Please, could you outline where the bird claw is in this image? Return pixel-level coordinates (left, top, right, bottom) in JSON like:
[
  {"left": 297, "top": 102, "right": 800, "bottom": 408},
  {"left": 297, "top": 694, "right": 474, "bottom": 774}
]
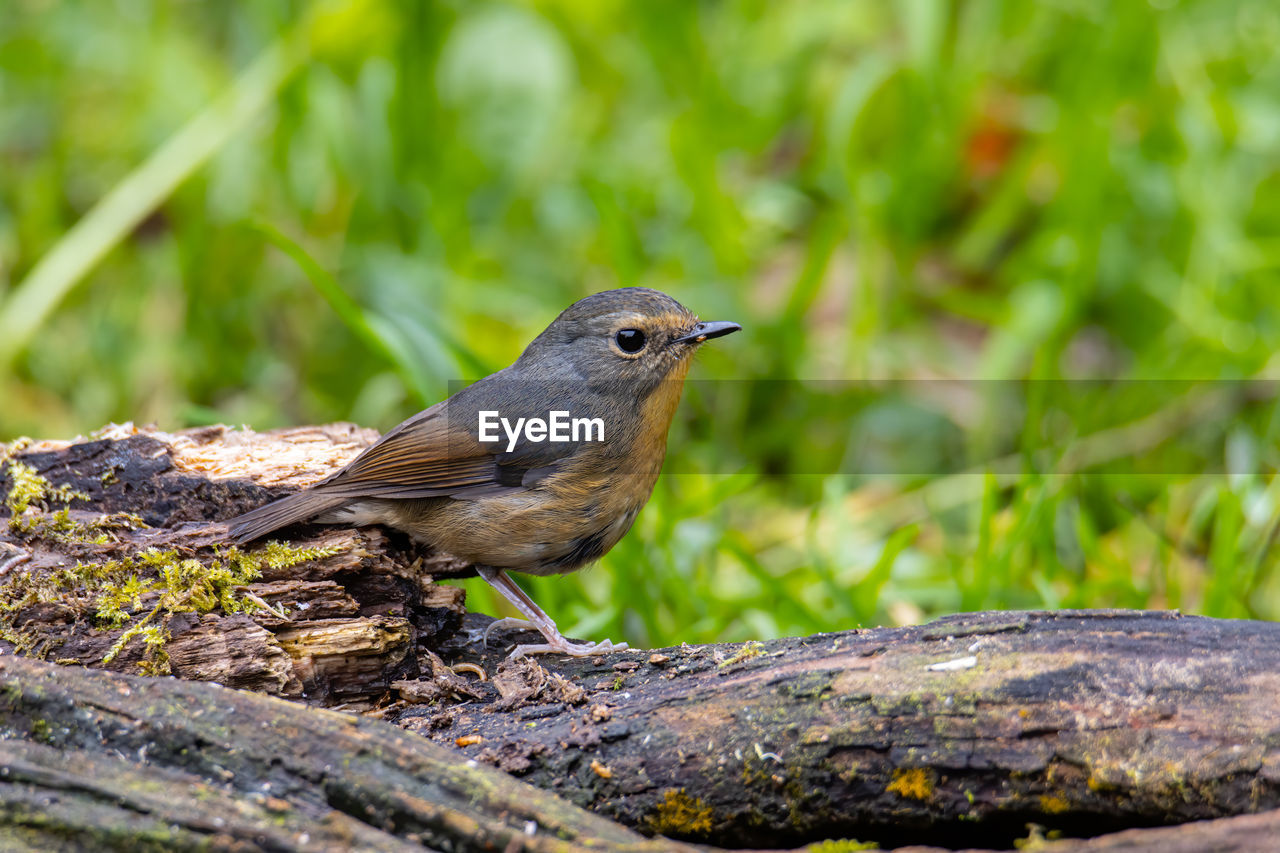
[
  {"left": 474, "top": 567, "right": 629, "bottom": 660},
  {"left": 478, "top": 618, "right": 627, "bottom": 658},
  {"left": 508, "top": 638, "right": 629, "bottom": 660}
]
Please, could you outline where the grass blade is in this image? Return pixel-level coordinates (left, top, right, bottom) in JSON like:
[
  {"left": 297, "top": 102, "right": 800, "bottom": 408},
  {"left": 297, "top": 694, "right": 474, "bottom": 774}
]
[{"left": 0, "top": 23, "right": 310, "bottom": 370}]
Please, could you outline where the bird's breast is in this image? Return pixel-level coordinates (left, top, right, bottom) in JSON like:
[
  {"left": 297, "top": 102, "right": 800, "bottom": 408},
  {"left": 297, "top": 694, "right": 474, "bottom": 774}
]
[{"left": 386, "top": 455, "right": 661, "bottom": 576}]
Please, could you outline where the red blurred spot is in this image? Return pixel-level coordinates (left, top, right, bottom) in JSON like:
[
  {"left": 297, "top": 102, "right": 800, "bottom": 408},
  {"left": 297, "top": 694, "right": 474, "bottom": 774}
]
[{"left": 965, "top": 115, "right": 1018, "bottom": 180}]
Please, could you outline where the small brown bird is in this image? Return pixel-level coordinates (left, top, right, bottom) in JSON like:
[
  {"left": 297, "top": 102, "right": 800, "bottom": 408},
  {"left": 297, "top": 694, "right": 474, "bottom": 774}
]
[{"left": 228, "top": 288, "right": 740, "bottom": 657}]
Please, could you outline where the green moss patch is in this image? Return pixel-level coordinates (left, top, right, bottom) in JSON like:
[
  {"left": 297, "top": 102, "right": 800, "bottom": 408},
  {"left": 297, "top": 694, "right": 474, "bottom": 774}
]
[
  {"left": 2, "top": 461, "right": 344, "bottom": 673},
  {"left": 645, "top": 788, "right": 714, "bottom": 837}
]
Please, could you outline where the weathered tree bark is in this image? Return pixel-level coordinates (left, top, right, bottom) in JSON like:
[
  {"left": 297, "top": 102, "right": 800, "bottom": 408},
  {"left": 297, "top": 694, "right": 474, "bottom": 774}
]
[
  {"left": 410, "top": 609, "right": 1280, "bottom": 849},
  {"left": 4, "top": 425, "right": 1280, "bottom": 851},
  {"left": 900, "top": 810, "right": 1280, "bottom": 853},
  {"left": 3, "top": 646, "right": 1280, "bottom": 853},
  {"left": 0, "top": 652, "right": 697, "bottom": 853},
  {"left": 0, "top": 424, "right": 471, "bottom": 704}
]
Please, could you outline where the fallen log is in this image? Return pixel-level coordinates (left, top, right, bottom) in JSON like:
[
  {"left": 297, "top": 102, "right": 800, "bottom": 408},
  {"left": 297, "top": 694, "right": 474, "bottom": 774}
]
[
  {"left": 0, "top": 652, "right": 695, "bottom": 853},
  {"left": 4, "top": 425, "right": 1280, "bottom": 850},
  {"left": 411, "top": 609, "right": 1280, "bottom": 849},
  {"left": 4, "top": 617, "right": 1280, "bottom": 852}
]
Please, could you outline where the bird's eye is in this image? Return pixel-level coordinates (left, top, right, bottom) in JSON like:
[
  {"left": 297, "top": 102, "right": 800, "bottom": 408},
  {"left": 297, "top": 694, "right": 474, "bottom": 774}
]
[{"left": 615, "top": 329, "right": 646, "bottom": 353}]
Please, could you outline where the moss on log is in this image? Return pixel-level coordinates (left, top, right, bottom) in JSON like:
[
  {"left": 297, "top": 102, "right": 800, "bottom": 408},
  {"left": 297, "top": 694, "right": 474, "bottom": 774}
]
[{"left": 0, "top": 424, "right": 468, "bottom": 703}]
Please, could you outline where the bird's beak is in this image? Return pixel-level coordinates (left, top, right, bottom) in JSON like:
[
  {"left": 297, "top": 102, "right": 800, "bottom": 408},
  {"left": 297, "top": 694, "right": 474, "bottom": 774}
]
[{"left": 674, "top": 320, "right": 742, "bottom": 345}]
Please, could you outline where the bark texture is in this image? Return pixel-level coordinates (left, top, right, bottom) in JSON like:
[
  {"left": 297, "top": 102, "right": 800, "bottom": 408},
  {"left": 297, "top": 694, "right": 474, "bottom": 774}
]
[
  {"left": 410, "top": 609, "right": 1280, "bottom": 849},
  {"left": 1, "top": 424, "right": 470, "bottom": 704},
  {"left": 0, "top": 652, "right": 694, "bottom": 853}
]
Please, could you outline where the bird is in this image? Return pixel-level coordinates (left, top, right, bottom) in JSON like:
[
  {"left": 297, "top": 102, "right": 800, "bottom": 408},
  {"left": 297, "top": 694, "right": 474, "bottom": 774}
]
[{"left": 227, "top": 287, "right": 740, "bottom": 657}]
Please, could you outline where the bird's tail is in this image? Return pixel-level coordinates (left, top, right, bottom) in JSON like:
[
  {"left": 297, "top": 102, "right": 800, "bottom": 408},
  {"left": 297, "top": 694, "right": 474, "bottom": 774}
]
[{"left": 227, "top": 490, "right": 348, "bottom": 544}]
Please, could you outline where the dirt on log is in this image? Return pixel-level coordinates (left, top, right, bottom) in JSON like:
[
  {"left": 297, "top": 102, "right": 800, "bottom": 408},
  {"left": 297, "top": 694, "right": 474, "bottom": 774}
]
[{"left": 3, "top": 424, "right": 1280, "bottom": 851}]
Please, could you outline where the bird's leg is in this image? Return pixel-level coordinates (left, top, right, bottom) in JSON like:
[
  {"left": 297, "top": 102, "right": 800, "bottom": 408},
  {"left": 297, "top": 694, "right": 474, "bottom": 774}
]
[{"left": 476, "top": 566, "right": 628, "bottom": 659}]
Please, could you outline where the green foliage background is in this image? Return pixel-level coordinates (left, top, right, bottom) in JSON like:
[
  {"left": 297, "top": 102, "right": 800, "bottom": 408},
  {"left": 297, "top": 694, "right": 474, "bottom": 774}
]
[{"left": 3, "top": 0, "right": 1280, "bottom": 645}]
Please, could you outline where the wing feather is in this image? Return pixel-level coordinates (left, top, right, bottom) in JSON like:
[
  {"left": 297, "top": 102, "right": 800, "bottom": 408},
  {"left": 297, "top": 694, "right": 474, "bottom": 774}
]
[
  {"left": 314, "top": 402, "right": 509, "bottom": 499},
  {"left": 312, "top": 383, "right": 594, "bottom": 501},
  {"left": 229, "top": 373, "right": 606, "bottom": 541}
]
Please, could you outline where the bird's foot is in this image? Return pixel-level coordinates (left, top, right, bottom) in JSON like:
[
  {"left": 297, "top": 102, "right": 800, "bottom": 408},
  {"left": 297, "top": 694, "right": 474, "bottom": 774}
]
[
  {"left": 481, "top": 617, "right": 627, "bottom": 659},
  {"left": 474, "top": 566, "right": 629, "bottom": 659},
  {"left": 509, "top": 637, "right": 629, "bottom": 660}
]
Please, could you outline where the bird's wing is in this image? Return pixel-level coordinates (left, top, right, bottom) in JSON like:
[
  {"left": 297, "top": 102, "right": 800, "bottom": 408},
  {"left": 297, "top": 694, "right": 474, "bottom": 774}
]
[{"left": 313, "top": 394, "right": 588, "bottom": 501}]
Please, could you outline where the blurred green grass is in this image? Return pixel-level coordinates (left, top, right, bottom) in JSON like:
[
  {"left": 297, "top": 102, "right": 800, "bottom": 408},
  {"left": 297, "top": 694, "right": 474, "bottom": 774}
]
[{"left": 3, "top": 0, "right": 1280, "bottom": 646}]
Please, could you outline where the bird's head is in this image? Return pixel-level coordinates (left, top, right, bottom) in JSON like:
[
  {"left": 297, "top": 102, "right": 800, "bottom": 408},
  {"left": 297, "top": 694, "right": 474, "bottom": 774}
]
[{"left": 518, "top": 288, "right": 740, "bottom": 393}]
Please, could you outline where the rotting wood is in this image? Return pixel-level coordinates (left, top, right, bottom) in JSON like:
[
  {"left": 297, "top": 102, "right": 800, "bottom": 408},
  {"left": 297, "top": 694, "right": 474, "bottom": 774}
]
[
  {"left": 0, "top": 653, "right": 697, "bottom": 853},
  {"left": 0, "top": 423, "right": 470, "bottom": 704},
  {"left": 165, "top": 612, "right": 301, "bottom": 694}
]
